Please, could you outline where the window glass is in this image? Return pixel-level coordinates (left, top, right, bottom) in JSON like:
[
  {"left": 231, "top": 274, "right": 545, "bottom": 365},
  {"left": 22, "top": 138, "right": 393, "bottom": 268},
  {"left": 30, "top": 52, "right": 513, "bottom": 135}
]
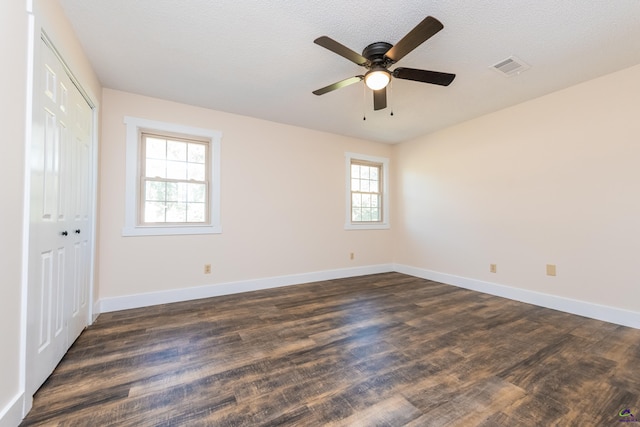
[{"left": 141, "top": 133, "right": 209, "bottom": 225}]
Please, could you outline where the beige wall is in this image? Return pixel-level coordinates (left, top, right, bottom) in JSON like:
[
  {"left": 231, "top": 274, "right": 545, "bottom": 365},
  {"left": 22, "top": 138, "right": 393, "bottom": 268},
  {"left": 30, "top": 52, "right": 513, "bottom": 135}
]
[
  {"left": 393, "top": 63, "right": 640, "bottom": 312},
  {"left": 0, "top": 1, "right": 29, "bottom": 418},
  {"left": 98, "top": 89, "right": 393, "bottom": 300}
]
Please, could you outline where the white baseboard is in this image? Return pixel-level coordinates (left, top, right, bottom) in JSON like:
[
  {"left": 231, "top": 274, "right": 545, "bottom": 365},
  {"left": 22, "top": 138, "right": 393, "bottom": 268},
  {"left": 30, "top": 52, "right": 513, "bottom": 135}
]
[
  {"left": 99, "top": 264, "right": 394, "bottom": 313},
  {"left": 394, "top": 264, "right": 640, "bottom": 329},
  {"left": 0, "top": 392, "right": 24, "bottom": 427},
  {"left": 97, "top": 262, "right": 639, "bottom": 329}
]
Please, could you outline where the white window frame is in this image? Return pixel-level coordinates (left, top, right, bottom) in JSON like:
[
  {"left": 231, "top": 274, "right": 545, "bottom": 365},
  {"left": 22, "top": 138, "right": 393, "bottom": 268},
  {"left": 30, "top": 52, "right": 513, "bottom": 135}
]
[
  {"left": 345, "top": 152, "right": 390, "bottom": 230},
  {"left": 122, "top": 116, "right": 222, "bottom": 236}
]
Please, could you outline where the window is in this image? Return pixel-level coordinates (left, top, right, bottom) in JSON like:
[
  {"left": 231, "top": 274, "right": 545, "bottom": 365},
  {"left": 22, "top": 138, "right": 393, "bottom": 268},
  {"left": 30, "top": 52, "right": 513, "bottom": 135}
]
[
  {"left": 123, "top": 117, "right": 221, "bottom": 236},
  {"left": 141, "top": 133, "right": 208, "bottom": 224},
  {"left": 351, "top": 161, "right": 382, "bottom": 222},
  {"left": 345, "top": 153, "right": 389, "bottom": 230}
]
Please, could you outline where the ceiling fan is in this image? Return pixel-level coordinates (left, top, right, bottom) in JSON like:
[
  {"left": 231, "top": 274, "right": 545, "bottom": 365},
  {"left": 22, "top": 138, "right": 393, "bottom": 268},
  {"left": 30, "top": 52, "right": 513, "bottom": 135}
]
[{"left": 312, "top": 16, "right": 455, "bottom": 111}]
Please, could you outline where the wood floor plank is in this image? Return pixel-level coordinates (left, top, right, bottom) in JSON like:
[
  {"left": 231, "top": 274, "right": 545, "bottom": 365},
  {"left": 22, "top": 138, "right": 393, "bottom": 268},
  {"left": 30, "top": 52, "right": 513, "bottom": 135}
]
[
  {"left": 405, "top": 376, "right": 527, "bottom": 427},
  {"left": 329, "top": 394, "right": 422, "bottom": 427},
  {"left": 20, "top": 272, "right": 640, "bottom": 426}
]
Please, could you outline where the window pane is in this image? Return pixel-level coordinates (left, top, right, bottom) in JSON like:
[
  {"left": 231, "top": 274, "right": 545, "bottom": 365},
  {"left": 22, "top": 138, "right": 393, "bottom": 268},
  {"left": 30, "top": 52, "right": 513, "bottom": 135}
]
[
  {"left": 166, "top": 182, "right": 177, "bottom": 202},
  {"left": 146, "top": 137, "right": 166, "bottom": 160},
  {"left": 362, "top": 194, "right": 371, "bottom": 207},
  {"left": 362, "top": 208, "right": 371, "bottom": 221},
  {"left": 166, "top": 160, "right": 187, "bottom": 180},
  {"left": 166, "top": 202, "right": 186, "bottom": 222},
  {"left": 188, "top": 163, "right": 205, "bottom": 181},
  {"left": 351, "top": 178, "right": 360, "bottom": 191},
  {"left": 167, "top": 140, "right": 186, "bottom": 161},
  {"left": 188, "top": 183, "right": 206, "bottom": 203},
  {"left": 371, "top": 195, "right": 379, "bottom": 207},
  {"left": 188, "top": 143, "right": 206, "bottom": 163},
  {"left": 187, "top": 203, "right": 205, "bottom": 222},
  {"left": 352, "top": 193, "right": 361, "bottom": 207},
  {"left": 352, "top": 208, "right": 361, "bottom": 222},
  {"left": 370, "top": 180, "right": 379, "bottom": 193},
  {"left": 371, "top": 208, "right": 380, "bottom": 221},
  {"left": 165, "top": 182, "right": 187, "bottom": 202},
  {"left": 361, "top": 180, "right": 370, "bottom": 192},
  {"left": 145, "top": 181, "right": 166, "bottom": 201},
  {"left": 178, "top": 182, "right": 188, "bottom": 202},
  {"left": 146, "top": 159, "right": 166, "bottom": 178},
  {"left": 144, "top": 202, "right": 166, "bottom": 222},
  {"left": 351, "top": 164, "right": 360, "bottom": 179},
  {"left": 370, "top": 166, "right": 378, "bottom": 180},
  {"left": 361, "top": 167, "right": 370, "bottom": 179}
]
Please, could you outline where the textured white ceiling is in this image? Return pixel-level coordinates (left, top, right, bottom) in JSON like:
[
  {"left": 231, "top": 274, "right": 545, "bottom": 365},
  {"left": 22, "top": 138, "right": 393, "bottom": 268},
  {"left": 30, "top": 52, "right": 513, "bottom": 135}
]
[{"left": 58, "top": 0, "right": 640, "bottom": 144}]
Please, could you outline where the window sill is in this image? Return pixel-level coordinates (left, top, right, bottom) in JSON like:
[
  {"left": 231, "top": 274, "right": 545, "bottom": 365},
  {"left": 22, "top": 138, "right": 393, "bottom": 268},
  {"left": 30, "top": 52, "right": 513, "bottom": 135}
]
[
  {"left": 122, "top": 224, "right": 222, "bottom": 237},
  {"left": 344, "top": 222, "right": 390, "bottom": 231}
]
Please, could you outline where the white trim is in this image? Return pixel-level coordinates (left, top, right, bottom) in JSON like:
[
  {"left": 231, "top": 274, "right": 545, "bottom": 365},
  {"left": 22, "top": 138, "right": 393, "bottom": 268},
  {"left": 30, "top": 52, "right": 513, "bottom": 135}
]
[
  {"left": 11, "top": 260, "right": 637, "bottom": 422},
  {"left": 122, "top": 116, "right": 222, "bottom": 236},
  {"left": 99, "top": 264, "right": 394, "bottom": 313},
  {"left": 0, "top": 392, "right": 24, "bottom": 427},
  {"left": 95, "top": 262, "right": 639, "bottom": 329},
  {"left": 18, "top": 1, "right": 36, "bottom": 423},
  {"left": 87, "top": 103, "right": 99, "bottom": 325},
  {"left": 394, "top": 264, "right": 640, "bottom": 329},
  {"left": 344, "top": 152, "right": 390, "bottom": 230}
]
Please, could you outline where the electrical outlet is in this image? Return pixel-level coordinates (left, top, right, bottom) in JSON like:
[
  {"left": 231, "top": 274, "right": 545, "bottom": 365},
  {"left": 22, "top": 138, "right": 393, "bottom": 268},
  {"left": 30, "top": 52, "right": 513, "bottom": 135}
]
[
  {"left": 546, "top": 264, "right": 556, "bottom": 276},
  {"left": 490, "top": 264, "right": 497, "bottom": 273},
  {"left": 350, "top": 252, "right": 355, "bottom": 260},
  {"left": 204, "top": 264, "right": 212, "bottom": 274}
]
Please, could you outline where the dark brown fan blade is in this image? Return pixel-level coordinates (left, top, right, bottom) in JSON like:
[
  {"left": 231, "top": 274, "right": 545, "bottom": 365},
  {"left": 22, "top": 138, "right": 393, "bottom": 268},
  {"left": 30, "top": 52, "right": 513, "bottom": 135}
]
[
  {"left": 373, "top": 87, "right": 387, "bottom": 110},
  {"left": 393, "top": 67, "right": 455, "bottom": 86},
  {"left": 312, "top": 76, "right": 363, "bottom": 95},
  {"left": 385, "top": 16, "right": 444, "bottom": 63},
  {"left": 314, "top": 36, "right": 368, "bottom": 66}
]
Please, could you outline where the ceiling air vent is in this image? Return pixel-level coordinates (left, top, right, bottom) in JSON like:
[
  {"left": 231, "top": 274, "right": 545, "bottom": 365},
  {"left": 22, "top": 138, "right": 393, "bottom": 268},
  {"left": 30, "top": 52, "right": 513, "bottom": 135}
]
[{"left": 491, "top": 56, "right": 530, "bottom": 77}]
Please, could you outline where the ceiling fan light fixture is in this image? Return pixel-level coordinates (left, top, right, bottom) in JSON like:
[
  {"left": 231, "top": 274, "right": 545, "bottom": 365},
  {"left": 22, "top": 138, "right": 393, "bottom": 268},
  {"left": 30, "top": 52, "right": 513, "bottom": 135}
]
[
  {"left": 312, "top": 16, "right": 455, "bottom": 110},
  {"left": 364, "top": 68, "right": 391, "bottom": 90}
]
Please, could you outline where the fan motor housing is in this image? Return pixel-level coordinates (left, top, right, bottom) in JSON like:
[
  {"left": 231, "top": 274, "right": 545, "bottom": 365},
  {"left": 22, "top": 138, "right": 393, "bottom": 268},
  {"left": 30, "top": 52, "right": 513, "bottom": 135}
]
[{"left": 362, "top": 42, "right": 393, "bottom": 66}]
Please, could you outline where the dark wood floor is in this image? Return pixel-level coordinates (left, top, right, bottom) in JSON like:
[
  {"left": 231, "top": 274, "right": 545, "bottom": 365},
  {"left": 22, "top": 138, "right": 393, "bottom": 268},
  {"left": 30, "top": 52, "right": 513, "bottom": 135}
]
[{"left": 21, "top": 272, "right": 640, "bottom": 426}]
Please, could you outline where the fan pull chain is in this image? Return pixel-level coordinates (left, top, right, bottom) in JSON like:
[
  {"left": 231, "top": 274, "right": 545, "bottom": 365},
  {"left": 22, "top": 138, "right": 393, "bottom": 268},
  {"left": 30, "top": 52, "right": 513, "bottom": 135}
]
[
  {"left": 362, "top": 84, "right": 367, "bottom": 120},
  {"left": 389, "top": 80, "right": 394, "bottom": 116}
]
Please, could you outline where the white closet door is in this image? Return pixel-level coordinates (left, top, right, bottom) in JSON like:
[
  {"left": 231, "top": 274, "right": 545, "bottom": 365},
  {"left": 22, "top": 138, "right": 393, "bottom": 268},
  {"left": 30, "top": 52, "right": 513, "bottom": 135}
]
[{"left": 26, "top": 38, "right": 93, "bottom": 396}]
